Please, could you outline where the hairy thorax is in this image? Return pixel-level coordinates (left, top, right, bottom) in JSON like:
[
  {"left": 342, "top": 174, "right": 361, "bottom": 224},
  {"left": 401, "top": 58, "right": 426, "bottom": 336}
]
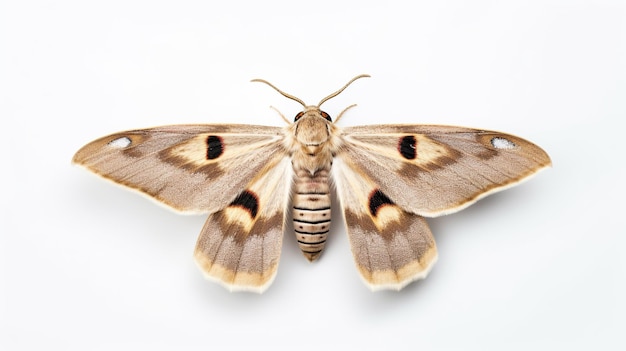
[{"left": 288, "top": 112, "right": 337, "bottom": 173}]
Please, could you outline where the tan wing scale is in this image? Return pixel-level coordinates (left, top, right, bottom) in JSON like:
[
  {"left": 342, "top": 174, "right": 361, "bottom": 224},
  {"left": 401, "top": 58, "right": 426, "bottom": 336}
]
[
  {"left": 73, "top": 124, "right": 286, "bottom": 214},
  {"left": 194, "top": 156, "right": 293, "bottom": 292},
  {"left": 340, "top": 124, "right": 551, "bottom": 217},
  {"left": 332, "top": 158, "right": 438, "bottom": 290}
]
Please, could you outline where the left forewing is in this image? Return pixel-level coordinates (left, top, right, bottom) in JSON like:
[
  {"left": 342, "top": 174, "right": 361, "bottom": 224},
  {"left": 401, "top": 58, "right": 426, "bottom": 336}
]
[
  {"left": 339, "top": 124, "right": 551, "bottom": 217},
  {"left": 73, "top": 124, "right": 285, "bottom": 214}
]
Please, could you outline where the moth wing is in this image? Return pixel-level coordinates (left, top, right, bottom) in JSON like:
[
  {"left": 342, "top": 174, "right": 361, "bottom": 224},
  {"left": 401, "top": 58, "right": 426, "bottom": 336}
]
[
  {"left": 332, "top": 158, "right": 438, "bottom": 290},
  {"left": 340, "top": 124, "right": 551, "bottom": 217},
  {"left": 73, "top": 124, "right": 286, "bottom": 214},
  {"left": 194, "top": 156, "right": 293, "bottom": 293}
]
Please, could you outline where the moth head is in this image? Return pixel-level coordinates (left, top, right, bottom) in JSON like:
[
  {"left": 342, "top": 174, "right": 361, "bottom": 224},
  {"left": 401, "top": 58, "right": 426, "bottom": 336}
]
[{"left": 292, "top": 106, "right": 334, "bottom": 146}]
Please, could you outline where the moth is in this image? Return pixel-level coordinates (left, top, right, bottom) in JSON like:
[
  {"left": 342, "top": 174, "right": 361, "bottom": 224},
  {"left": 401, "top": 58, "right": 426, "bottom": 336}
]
[{"left": 73, "top": 75, "right": 551, "bottom": 293}]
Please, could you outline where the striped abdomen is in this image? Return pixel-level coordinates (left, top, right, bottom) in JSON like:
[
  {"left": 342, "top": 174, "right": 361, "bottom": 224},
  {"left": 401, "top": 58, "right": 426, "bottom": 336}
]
[{"left": 292, "top": 169, "right": 331, "bottom": 261}]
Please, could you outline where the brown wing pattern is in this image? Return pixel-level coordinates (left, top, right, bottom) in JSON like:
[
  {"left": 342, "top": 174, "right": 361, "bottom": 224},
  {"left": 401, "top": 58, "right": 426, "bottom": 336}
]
[
  {"left": 340, "top": 124, "right": 551, "bottom": 217},
  {"left": 194, "top": 157, "right": 293, "bottom": 292},
  {"left": 73, "top": 124, "right": 286, "bottom": 214},
  {"left": 332, "top": 158, "right": 438, "bottom": 290}
]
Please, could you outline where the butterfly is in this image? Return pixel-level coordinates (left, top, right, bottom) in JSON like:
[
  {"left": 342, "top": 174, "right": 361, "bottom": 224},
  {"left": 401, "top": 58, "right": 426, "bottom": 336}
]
[{"left": 73, "top": 74, "right": 551, "bottom": 293}]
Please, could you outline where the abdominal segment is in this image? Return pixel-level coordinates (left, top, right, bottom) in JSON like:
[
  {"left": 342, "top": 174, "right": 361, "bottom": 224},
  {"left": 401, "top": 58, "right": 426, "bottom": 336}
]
[{"left": 292, "top": 169, "right": 331, "bottom": 261}]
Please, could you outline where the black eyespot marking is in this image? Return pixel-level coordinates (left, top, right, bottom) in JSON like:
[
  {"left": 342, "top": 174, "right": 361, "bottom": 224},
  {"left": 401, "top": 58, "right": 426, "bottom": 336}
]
[
  {"left": 294, "top": 111, "right": 305, "bottom": 122},
  {"left": 229, "top": 190, "right": 259, "bottom": 218},
  {"left": 206, "top": 135, "right": 224, "bottom": 159},
  {"left": 399, "top": 135, "right": 417, "bottom": 160},
  {"left": 369, "top": 189, "right": 394, "bottom": 217},
  {"left": 320, "top": 111, "right": 332, "bottom": 122}
]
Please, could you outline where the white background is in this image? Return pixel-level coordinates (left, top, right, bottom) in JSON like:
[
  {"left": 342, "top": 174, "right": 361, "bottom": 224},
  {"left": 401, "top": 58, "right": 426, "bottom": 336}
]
[{"left": 1, "top": 1, "right": 624, "bottom": 350}]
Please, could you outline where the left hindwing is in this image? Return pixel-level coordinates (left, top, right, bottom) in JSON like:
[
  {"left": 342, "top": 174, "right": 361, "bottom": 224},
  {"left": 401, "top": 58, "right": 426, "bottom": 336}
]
[
  {"left": 338, "top": 124, "right": 552, "bottom": 217},
  {"left": 194, "top": 156, "right": 293, "bottom": 293}
]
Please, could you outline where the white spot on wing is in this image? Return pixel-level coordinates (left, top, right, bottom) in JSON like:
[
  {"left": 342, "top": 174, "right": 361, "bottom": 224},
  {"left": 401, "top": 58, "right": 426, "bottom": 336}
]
[
  {"left": 491, "top": 137, "right": 516, "bottom": 149},
  {"left": 108, "top": 136, "right": 132, "bottom": 148}
]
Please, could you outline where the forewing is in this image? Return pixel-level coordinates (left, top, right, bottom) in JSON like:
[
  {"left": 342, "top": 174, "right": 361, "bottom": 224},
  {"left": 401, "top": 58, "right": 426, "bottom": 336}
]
[
  {"left": 194, "top": 156, "right": 293, "bottom": 292},
  {"left": 340, "top": 124, "right": 551, "bottom": 217},
  {"left": 73, "top": 124, "right": 286, "bottom": 214},
  {"left": 332, "top": 158, "right": 438, "bottom": 290}
]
